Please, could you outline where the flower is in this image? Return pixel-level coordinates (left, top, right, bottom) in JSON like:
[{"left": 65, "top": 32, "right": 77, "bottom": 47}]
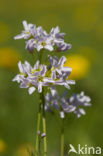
[
  {"left": 49, "top": 26, "right": 65, "bottom": 44},
  {"left": 48, "top": 55, "right": 72, "bottom": 75},
  {"left": 45, "top": 87, "right": 76, "bottom": 118},
  {"left": 26, "top": 39, "right": 36, "bottom": 53},
  {"left": 35, "top": 36, "right": 54, "bottom": 52},
  {"left": 56, "top": 42, "right": 72, "bottom": 52},
  {"left": 14, "top": 21, "right": 72, "bottom": 53},
  {"left": 69, "top": 91, "right": 91, "bottom": 118},
  {"left": 48, "top": 55, "right": 75, "bottom": 89},
  {"left": 13, "top": 60, "right": 48, "bottom": 93},
  {"left": 13, "top": 56, "right": 75, "bottom": 94},
  {"left": 45, "top": 88, "right": 91, "bottom": 118},
  {"left": 14, "top": 20, "right": 36, "bottom": 40}
]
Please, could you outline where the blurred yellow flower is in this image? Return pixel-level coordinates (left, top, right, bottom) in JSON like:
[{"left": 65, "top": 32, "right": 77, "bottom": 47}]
[
  {"left": 16, "top": 144, "right": 34, "bottom": 156},
  {"left": 0, "top": 47, "right": 22, "bottom": 69},
  {"left": 0, "top": 22, "right": 10, "bottom": 43},
  {"left": 0, "top": 139, "right": 6, "bottom": 153},
  {"left": 64, "top": 55, "right": 90, "bottom": 80}
]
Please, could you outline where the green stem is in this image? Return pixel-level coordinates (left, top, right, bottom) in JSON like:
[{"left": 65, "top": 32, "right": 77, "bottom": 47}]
[
  {"left": 35, "top": 95, "right": 42, "bottom": 156},
  {"left": 42, "top": 117, "right": 47, "bottom": 156},
  {"left": 61, "top": 118, "right": 64, "bottom": 156},
  {"left": 42, "top": 89, "right": 47, "bottom": 156},
  {"left": 35, "top": 49, "right": 44, "bottom": 156}
]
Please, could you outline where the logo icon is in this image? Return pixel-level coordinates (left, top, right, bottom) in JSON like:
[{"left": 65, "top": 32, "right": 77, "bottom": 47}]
[
  {"left": 68, "top": 144, "right": 77, "bottom": 154},
  {"left": 68, "top": 144, "right": 102, "bottom": 155}
]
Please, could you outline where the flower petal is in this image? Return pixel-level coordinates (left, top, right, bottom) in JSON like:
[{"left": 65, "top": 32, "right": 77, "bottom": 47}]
[
  {"left": 45, "top": 45, "right": 53, "bottom": 51},
  {"left": 28, "top": 87, "right": 36, "bottom": 94},
  {"left": 18, "top": 61, "right": 24, "bottom": 73},
  {"left": 38, "top": 82, "right": 42, "bottom": 93}
]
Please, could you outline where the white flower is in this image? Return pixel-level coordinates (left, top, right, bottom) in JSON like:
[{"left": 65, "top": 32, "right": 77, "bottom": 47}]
[
  {"left": 35, "top": 36, "right": 54, "bottom": 52},
  {"left": 12, "top": 61, "right": 32, "bottom": 82},
  {"left": 56, "top": 42, "right": 72, "bottom": 52},
  {"left": 48, "top": 55, "right": 72, "bottom": 77},
  {"left": 48, "top": 55, "right": 75, "bottom": 89},
  {"left": 45, "top": 89, "right": 91, "bottom": 118},
  {"left": 50, "top": 26, "right": 65, "bottom": 44},
  {"left": 13, "top": 60, "right": 55, "bottom": 94},
  {"left": 14, "top": 21, "right": 72, "bottom": 52},
  {"left": 14, "top": 20, "right": 36, "bottom": 40}
]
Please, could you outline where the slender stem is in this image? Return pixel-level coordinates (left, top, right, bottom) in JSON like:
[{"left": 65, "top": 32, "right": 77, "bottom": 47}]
[
  {"left": 35, "top": 96, "right": 42, "bottom": 156},
  {"left": 35, "top": 49, "right": 43, "bottom": 156},
  {"left": 42, "top": 89, "right": 47, "bottom": 156},
  {"left": 35, "top": 50, "right": 47, "bottom": 156},
  {"left": 61, "top": 118, "right": 64, "bottom": 156},
  {"left": 42, "top": 117, "right": 47, "bottom": 156}
]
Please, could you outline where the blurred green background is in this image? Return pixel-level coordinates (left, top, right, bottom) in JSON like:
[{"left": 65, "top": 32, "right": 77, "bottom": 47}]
[{"left": 0, "top": 0, "right": 103, "bottom": 155}]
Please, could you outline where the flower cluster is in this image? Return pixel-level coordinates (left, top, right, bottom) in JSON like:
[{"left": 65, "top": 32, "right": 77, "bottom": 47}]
[
  {"left": 45, "top": 87, "right": 91, "bottom": 118},
  {"left": 13, "top": 21, "right": 91, "bottom": 120},
  {"left": 14, "top": 21, "right": 72, "bottom": 53},
  {"left": 13, "top": 56, "right": 75, "bottom": 94},
  {"left": 13, "top": 21, "right": 92, "bottom": 156}
]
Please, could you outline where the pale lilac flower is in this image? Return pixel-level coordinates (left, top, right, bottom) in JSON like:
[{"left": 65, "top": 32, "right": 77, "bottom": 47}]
[
  {"left": 56, "top": 42, "right": 72, "bottom": 52},
  {"left": 14, "top": 21, "right": 72, "bottom": 53},
  {"left": 48, "top": 55, "right": 72, "bottom": 76},
  {"left": 13, "top": 60, "right": 48, "bottom": 94},
  {"left": 26, "top": 35, "right": 54, "bottom": 52},
  {"left": 69, "top": 91, "right": 91, "bottom": 118},
  {"left": 27, "top": 62, "right": 48, "bottom": 93},
  {"left": 45, "top": 87, "right": 60, "bottom": 111},
  {"left": 49, "top": 26, "right": 72, "bottom": 51},
  {"left": 13, "top": 57, "right": 75, "bottom": 93},
  {"left": 26, "top": 39, "right": 36, "bottom": 53},
  {"left": 35, "top": 36, "right": 54, "bottom": 52},
  {"left": 45, "top": 88, "right": 91, "bottom": 118},
  {"left": 50, "top": 26, "right": 65, "bottom": 43},
  {"left": 45, "top": 87, "right": 75, "bottom": 118},
  {"left": 13, "top": 60, "right": 67, "bottom": 94},
  {"left": 48, "top": 55, "right": 75, "bottom": 89},
  {"left": 12, "top": 61, "right": 32, "bottom": 81},
  {"left": 41, "top": 133, "right": 46, "bottom": 138},
  {"left": 14, "top": 20, "right": 36, "bottom": 40},
  {"left": 12, "top": 61, "right": 36, "bottom": 94}
]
